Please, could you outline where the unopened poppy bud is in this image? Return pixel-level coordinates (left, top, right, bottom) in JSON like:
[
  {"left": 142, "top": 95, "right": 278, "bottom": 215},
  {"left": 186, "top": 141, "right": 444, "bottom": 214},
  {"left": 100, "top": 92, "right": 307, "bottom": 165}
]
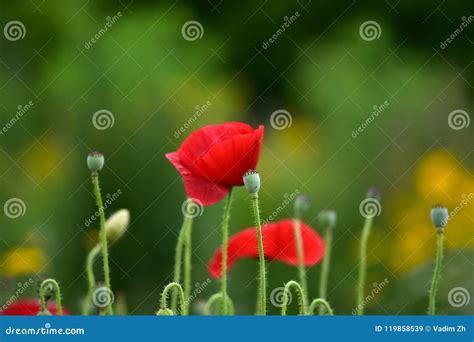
[
  {"left": 243, "top": 170, "right": 260, "bottom": 194},
  {"left": 37, "top": 310, "right": 52, "bottom": 316},
  {"left": 156, "top": 308, "right": 174, "bottom": 316},
  {"left": 87, "top": 151, "right": 104, "bottom": 172},
  {"left": 366, "top": 186, "right": 381, "bottom": 201},
  {"left": 431, "top": 205, "right": 448, "bottom": 229},
  {"left": 294, "top": 195, "right": 310, "bottom": 216},
  {"left": 318, "top": 209, "right": 337, "bottom": 229},
  {"left": 106, "top": 209, "right": 130, "bottom": 244}
]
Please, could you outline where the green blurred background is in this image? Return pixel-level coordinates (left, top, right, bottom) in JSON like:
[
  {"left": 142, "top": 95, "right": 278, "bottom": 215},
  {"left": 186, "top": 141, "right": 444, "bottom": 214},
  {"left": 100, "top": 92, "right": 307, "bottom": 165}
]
[{"left": 0, "top": 1, "right": 472, "bottom": 315}]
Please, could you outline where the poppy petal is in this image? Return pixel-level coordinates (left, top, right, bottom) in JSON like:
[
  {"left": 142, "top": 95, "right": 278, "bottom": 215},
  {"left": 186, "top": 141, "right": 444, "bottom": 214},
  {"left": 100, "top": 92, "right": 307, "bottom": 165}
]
[
  {"left": 208, "top": 219, "right": 325, "bottom": 278},
  {"left": 166, "top": 152, "right": 229, "bottom": 206}
]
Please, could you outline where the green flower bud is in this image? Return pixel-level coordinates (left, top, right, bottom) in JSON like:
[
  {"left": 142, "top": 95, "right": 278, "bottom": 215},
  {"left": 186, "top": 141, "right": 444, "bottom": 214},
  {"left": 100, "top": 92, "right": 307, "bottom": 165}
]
[
  {"left": 318, "top": 209, "right": 337, "bottom": 229},
  {"left": 366, "top": 186, "right": 381, "bottom": 201},
  {"left": 294, "top": 195, "right": 310, "bottom": 215},
  {"left": 87, "top": 151, "right": 104, "bottom": 172},
  {"left": 156, "top": 308, "right": 174, "bottom": 316},
  {"left": 37, "top": 310, "right": 52, "bottom": 316},
  {"left": 431, "top": 205, "right": 448, "bottom": 229},
  {"left": 243, "top": 170, "right": 260, "bottom": 194},
  {"left": 106, "top": 209, "right": 130, "bottom": 244}
]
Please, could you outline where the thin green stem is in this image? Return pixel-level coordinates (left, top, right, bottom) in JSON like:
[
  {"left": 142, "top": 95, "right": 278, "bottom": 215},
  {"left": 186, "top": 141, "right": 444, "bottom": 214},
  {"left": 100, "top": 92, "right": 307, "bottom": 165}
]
[
  {"left": 318, "top": 226, "right": 333, "bottom": 314},
  {"left": 39, "top": 279, "right": 62, "bottom": 315},
  {"left": 428, "top": 230, "right": 444, "bottom": 315},
  {"left": 160, "top": 282, "right": 187, "bottom": 315},
  {"left": 204, "top": 293, "right": 235, "bottom": 315},
  {"left": 251, "top": 193, "right": 266, "bottom": 315},
  {"left": 82, "top": 244, "right": 101, "bottom": 315},
  {"left": 308, "top": 298, "right": 334, "bottom": 315},
  {"left": 356, "top": 216, "right": 373, "bottom": 315},
  {"left": 91, "top": 172, "right": 113, "bottom": 315},
  {"left": 281, "top": 280, "right": 307, "bottom": 316},
  {"left": 221, "top": 188, "right": 234, "bottom": 315},
  {"left": 183, "top": 215, "right": 193, "bottom": 314},
  {"left": 293, "top": 218, "right": 308, "bottom": 304},
  {"left": 170, "top": 217, "right": 189, "bottom": 312}
]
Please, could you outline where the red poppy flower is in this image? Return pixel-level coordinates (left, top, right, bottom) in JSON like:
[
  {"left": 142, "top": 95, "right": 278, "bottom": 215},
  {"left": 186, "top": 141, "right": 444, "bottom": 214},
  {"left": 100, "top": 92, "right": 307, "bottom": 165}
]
[
  {"left": 208, "top": 219, "right": 325, "bottom": 278},
  {"left": 166, "top": 122, "right": 264, "bottom": 206},
  {"left": 1, "top": 299, "right": 68, "bottom": 315}
]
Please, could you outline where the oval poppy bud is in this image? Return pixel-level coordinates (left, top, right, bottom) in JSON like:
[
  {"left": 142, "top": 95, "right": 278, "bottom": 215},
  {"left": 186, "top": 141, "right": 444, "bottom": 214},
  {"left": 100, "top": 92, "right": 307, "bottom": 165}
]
[
  {"left": 243, "top": 170, "right": 260, "bottom": 194},
  {"left": 318, "top": 209, "right": 337, "bottom": 229},
  {"left": 106, "top": 209, "right": 130, "bottom": 244},
  {"left": 294, "top": 195, "right": 310, "bottom": 216},
  {"left": 87, "top": 151, "right": 104, "bottom": 172},
  {"left": 431, "top": 205, "right": 448, "bottom": 229},
  {"left": 156, "top": 308, "right": 174, "bottom": 316}
]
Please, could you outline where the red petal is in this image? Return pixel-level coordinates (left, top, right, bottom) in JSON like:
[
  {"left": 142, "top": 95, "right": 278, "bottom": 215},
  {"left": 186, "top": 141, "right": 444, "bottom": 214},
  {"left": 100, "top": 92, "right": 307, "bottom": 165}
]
[
  {"left": 178, "top": 122, "right": 255, "bottom": 167},
  {"left": 208, "top": 219, "right": 325, "bottom": 278},
  {"left": 166, "top": 152, "right": 229, "bottom": 206},
  {"left": 1, "top": 299, "right": 68, "bottom": 315},
  {"left": 191, "top": 125, "right": 264, "bottom": 185}
]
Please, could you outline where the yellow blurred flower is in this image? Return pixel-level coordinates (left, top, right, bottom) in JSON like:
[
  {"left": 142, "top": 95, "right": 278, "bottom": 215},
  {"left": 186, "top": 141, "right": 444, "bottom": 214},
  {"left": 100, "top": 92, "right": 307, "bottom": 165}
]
[
  {"left": 1, "top": 246, "right": 46, "bottom": 277},
  {"left": 384, "top": 149, "right": 474, "bottom": 273}
]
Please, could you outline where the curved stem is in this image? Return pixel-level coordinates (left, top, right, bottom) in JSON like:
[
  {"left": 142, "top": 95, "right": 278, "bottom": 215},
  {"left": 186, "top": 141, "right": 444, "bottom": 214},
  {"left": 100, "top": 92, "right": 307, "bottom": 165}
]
[
  {"left": 308, "top": 298, "right": 334, "bottom": 315},
  {"left": 293, "top": 218, "right": 308, "bottom": 304},
  {"left": 183, "top": 215, "right": 193, "bottom": 314},
  {"left": 318, "top": 226, "right": 333, "bottom": 314},
  {"left": 281, "top": 280, "right": 306, "bottom": 316},
  {"left": 204, "top": 293, "right": 235, "bottom": 315},
  {"left": 251, "top": 193, "right": 266, "bottom": 315},
  {"left": 39, "top": 279, "right": 62, "bottom": 315},
  {"left": 82, "top": 244, "right": 101, "bottom": 315},
  {"left": 428, "top": 230, "right": 444, "bottom": 315},
  {"left": 221, "top": 188, "right": 234, "bottom": 315},
  {"left": 356, "top": 216, "right": 373, "bottom": 315},
  {"left": 160, "top": 282, "right": 187, "bottom": 315},
  {"left": 170, "top": 217, "right": 189, "bottom": 312},
  {"left": 91, "top": 172, "right": 113, "bottom": 315}
]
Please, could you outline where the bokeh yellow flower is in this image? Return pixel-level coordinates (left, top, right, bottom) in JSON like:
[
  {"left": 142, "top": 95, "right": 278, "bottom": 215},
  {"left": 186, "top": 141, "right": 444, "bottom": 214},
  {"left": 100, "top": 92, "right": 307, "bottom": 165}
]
[
  {"left": 384, "top": 149, "right": 474, "bottom": 273},
  {"left": 1, "top": 246, "right": 46, "bottom": 277}
]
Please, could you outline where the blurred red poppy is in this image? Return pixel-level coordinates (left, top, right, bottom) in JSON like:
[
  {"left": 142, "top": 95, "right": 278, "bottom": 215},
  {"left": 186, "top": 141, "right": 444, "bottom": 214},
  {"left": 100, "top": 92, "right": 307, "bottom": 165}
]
[
  {"left": 166, "top": 122, "right": 264, "bottom": 206},
  {"left": 1, "top": 299, "right": 68, "bottom": 315},
  {"left": 208, "top": 219, "right": 325, "bottom": 278}
]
